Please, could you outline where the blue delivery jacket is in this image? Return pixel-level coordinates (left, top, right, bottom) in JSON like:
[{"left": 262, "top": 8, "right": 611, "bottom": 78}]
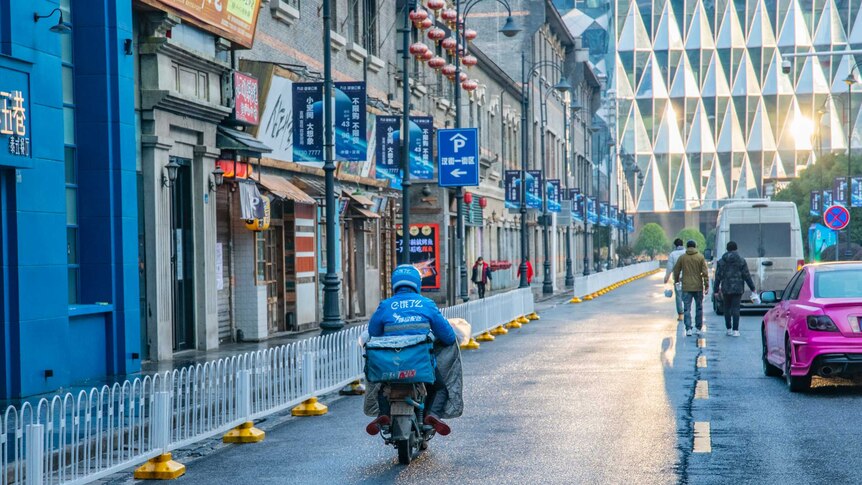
[{"left": 368, "top": 289, "right": 457, "bottom": 346}]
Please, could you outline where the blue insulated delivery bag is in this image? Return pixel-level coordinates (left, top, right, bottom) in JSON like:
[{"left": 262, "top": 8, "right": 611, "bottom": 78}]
[{"left": 364, "top": 334, "right": 435, "bottom": 383}]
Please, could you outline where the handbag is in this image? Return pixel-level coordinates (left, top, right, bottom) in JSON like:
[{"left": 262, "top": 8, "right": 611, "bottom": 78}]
[{"left": 364, "top": 334, "right": 435, "bottom": 383}]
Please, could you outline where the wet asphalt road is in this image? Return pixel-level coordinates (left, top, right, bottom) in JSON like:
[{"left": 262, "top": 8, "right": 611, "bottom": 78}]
[{"left": 132, "top": 273, "right": 862, "bottom": 484}]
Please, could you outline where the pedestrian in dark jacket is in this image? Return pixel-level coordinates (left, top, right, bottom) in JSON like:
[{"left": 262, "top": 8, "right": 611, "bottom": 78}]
[
  {"left": 714, "top": 241, "right": 755, "bottom": 337},
  {"left": 672, "top": 240, "right": 710, "bottom": 337},
  {"left": 471, "top": 257, "right": 492, "bottom": 298}
]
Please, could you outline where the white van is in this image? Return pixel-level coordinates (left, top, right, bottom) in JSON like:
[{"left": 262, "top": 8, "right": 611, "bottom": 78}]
[{"left": 709, "top": 201, "right": 804, "bottom": 313}]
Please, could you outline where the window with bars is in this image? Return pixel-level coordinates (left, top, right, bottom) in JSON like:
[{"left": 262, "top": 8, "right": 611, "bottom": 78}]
[
  {"left": 350, "top": 0, "right": 361, "bottom": 43},
  {"left": 61, "top": 0, "right": 79, "bottom": 304},
  {"left": 363, "top": 0, "right": 378, "bottom": 55}
]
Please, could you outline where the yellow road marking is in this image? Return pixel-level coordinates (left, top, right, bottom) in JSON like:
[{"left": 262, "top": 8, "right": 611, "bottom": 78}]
[
  {"left": 697, "top": 338, "right": 706, "bottom": 348},
  {"left": 693, "top": 422, "right": 712, "bottom": 453},
  {"left": 695, "top": 380, "right": 709, "bottom": 399},
  {"left": 697, "top": 355, "right": 707, "bottom": 368}
]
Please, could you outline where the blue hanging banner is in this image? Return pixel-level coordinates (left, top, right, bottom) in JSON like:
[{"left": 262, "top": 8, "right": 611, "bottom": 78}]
[
  {"left": 852, "top": 176, "right": 862, "bottom": 208},
  {"left": 333, "top": 81, "right": 366, "bottom": 161},
  {"left": 610, "top": 206, "right": 619, "bottom": 227},
  {"left": 627, "top": 215, "right": 635, "bottom": 233},
  {"left": 292, "top": 82, "right": 324, "bottom": 162},
  {"left": 587, "top": 197, "right": 598, "bottom": 224},
  {"left": 599, "top": 203, "right": 610, "bottom": 226},
  {"left": 374, "top": 116, "right": 402, "bottom": 189},
  {"left": 526, "top": 170, "right": 542, "bottom": 209},
  {"left": 547, "top": 179, "right": 561, "bottom": 212},
  {"left": 823, "top": 189, "right": 833, "bottom": 208},
  {"left": 410, "top": 116, "right": 435, "bottom": 180},
  {"left": 810, "top": 191, "right": 822, "bottom": 216},
  {"left": 573, "top": 193, "right": 584, "bottom": 221},
  {"left": 504, "top": 170, "right": 521, "bottom": 209}
]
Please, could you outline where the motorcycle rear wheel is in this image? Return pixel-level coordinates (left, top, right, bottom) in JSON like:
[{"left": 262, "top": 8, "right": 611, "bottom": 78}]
[{"left": 397, "top": 439, "right": 412, "bottom": 464}]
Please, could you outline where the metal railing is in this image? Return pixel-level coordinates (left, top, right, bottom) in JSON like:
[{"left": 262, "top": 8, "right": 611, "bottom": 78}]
[
  {"left": 440, "top": 287, "right": 534, "bottom": 337},
  {"left": 2, "top": 288, "right": 534, "bottom": 485}
]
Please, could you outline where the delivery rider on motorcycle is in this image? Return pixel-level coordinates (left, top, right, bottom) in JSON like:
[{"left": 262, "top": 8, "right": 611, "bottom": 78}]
[{"left": 365, "top": 264, "right": 457, "bottom": 436}]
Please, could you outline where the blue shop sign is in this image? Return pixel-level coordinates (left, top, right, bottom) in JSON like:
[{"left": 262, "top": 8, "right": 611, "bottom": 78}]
[{"left": 0, "top": 66, "right": 32, "bottom": 169}]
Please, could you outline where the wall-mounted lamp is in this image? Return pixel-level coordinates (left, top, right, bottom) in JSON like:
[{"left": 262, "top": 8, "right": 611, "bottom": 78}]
[
  {"left": 208, "top": 166, "right": 225, "bottom": 192},
  {"left": 34, "top": 8, "right": 72, "bottom": 34},
  {"left": 162, "top": 159, "right": 180, "bottom": 188}
]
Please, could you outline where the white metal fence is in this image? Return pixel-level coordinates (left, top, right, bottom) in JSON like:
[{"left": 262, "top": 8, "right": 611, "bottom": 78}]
[
  {"left": 440, "top": 287, "right": 534, "bottom": 337},
  {"left": 570, "top": 261, "right": 660, "bottom": 299},
  {"left": 2, "top": 288, "right": 534, "bottom": 485}
]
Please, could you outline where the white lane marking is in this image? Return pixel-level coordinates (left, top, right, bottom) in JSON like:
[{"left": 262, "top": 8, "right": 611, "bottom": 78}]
[
  {"left": 697, "top": 355, "right": 707, "bottom": 368},
  {"left": 693, "top": 421, "right": 712, "bottom": 453},
  {"left": 695, "top": 380, "right": 709, "bottom": 399}
]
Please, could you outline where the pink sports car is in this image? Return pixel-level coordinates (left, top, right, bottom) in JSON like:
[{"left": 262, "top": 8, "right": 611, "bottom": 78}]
[{"left": 761, "top": 262, "right": 862, "bottom": 392}]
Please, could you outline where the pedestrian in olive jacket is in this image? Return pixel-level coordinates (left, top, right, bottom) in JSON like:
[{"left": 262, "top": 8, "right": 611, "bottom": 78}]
[
  {"left": 714, "top": 241, "right": 755, "bottom": 337},
  {"left": 672, "top": 240, "right": 710, "bottom": 337}
]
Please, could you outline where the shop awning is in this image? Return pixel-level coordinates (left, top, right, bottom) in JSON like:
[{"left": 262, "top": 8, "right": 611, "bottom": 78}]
[
  {"left": 291, "top": 174, "right": 340, "bottom": 197},
  {"left": 217, "top": 126, "right": 273, "bottom": 157},
  {"left": 257, "top": 173, "right": 316, "bottom": 205},
  {"left": 344, "top": 190, "right": 374, "bottom": 207},
  {"left": 351, "top": 206, "right": 380, "bottom": 219}
]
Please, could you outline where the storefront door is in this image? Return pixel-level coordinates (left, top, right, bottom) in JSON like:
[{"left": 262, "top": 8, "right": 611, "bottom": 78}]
[
  {"left": 266, "top": 222, "right": 286, "bottom": 333},
  {"left": 170, "top": 157, "right": 195, "bottom": 351}
]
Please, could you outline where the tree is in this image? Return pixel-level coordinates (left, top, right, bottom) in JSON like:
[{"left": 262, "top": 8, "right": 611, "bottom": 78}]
[
  {"left": 675, "top": 227, "right": 706, "bottom": 251},
  {"left": 634, "top": 223, "right": 671, "bottom": 259},
  {"left": 773, "top": 153, "right": 862, "bottom": 260}
]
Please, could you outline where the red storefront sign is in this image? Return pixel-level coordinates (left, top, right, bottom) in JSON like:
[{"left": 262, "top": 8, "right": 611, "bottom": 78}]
[{"left": 233, "top": 72, "right": 259, "bottom": 126}]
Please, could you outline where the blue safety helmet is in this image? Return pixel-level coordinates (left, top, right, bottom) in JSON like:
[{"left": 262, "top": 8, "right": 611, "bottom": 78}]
[{"left": 392, "top": 264, "right": 422, "bottom": 293}]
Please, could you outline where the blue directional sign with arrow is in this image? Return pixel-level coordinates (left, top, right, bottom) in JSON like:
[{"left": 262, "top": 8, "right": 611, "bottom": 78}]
[{"left": 437, "top": 128, "right": 479, "bottom": 187}]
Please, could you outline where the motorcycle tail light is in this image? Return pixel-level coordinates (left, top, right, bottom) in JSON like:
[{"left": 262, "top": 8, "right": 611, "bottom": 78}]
[
  {"left": 797, "top": 259, "right": 805, "bottom": 271},
  {"left": 807, "top": 315, "right": 839, "bottom": 332}
]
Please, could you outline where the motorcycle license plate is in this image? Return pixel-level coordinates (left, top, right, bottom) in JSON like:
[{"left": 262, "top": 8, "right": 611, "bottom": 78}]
[{"left": 391, "top": 402, "right": 414, "bottom": 416}]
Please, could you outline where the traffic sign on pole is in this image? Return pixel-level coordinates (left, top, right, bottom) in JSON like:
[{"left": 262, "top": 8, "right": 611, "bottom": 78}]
[
  {"left": 437, "top": 128, "right": 479, "bottom": 187},
  {"left": 823, "top": 204, "right": 851, "bottom": 231}
]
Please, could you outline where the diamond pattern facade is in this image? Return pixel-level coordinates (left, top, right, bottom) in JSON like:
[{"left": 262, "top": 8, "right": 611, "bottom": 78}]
[{"left": 615, "top": 0, "right": 862, "bottom": 212}]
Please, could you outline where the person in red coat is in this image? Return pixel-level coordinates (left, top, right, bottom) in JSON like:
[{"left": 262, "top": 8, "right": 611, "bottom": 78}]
[
  {"left": 517, "top": 260, "right": 534, "bottom": 284},
  {"left": 471, "top": 257, "right": 492, "bottom": 298}
]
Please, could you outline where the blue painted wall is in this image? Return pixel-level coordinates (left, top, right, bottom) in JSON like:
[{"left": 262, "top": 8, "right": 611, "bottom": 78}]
[{"left": 0, "top": 0, "right": 139, "bottom": 398}]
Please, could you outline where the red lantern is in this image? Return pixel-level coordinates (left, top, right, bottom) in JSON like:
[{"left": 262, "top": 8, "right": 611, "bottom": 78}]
[
  {"left": 461, "top": 79, "right": 478, "bottom": 91},
  {"left": 420, "top": 49, "right": 434, "bottom": 61},
  {"left": 462, "top": 55, "right": 478, "bottom": 67},
  {"left": 465, "top": 29, "right": 478, "bottom": 41},
  {"left": 441, "top": 37, "right": 457, "bottom": 52},
  {"left": 441, "top": 8, "right": 457, "bottom": 22},
  {"left": 428, "top": 56, "right": 446, "bottom": 69},
  {"left": 464, "top": 192, "right": 473, "bottom": 204},
  {"left": 409, "top": 42, "right": 429, "bottom": 56},
  {"left": 456, "top": 45, "right": 465, "bottom": 57},
  {"left": 420, "top": 18, "right": 434, "bottom": 30},
  {"left": 427, "top": 0, "right": 445, "bottom": 10},
  {"left": 409, "top": 9, "right": 428, "bottom": 24},
  {"left": 442, "top": 64, "right": 457, "bottom": 79},
  {"left": 459, "top": 72, "right": 469, "bottom": 83},
  {"left": 478, "top": 197, "right": 487, "bottom": 208},
  {"left": 427, "top": 28, "right": 446, "bottom": 41}
]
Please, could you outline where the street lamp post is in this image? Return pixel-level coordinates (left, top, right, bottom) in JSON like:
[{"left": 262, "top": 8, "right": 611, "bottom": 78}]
[
  {"left": 607, "top": 139, "right": 614, "bottom": 269},
  {"left": 845, "top": 68, "right": 858, "bottom": 261},
  {"left": 320, "top": 0, "right": 343, "bottom": 332},
  {"left": 453, "top": 0, "right": 519, "bottom": 301},
  {"left": 518, "top": 53, "right": 571, "bottom": 290},
  {"left": 397, "top": 0, "right": 416, "bottom": 265},
  {"left": 564, "top": 97, "right": 581, "bottom": 288},
  {"left": 583, "top": 121, "right": 590, "bottom": 276}
]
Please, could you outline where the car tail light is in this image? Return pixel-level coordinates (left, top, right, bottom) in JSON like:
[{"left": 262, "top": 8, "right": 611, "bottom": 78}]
[
  {"left": 807, "top": 315, "right": 839, "bottom": 332},
  {"left": 797, "top": 259, "right": 805, "bottom": 271}
]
